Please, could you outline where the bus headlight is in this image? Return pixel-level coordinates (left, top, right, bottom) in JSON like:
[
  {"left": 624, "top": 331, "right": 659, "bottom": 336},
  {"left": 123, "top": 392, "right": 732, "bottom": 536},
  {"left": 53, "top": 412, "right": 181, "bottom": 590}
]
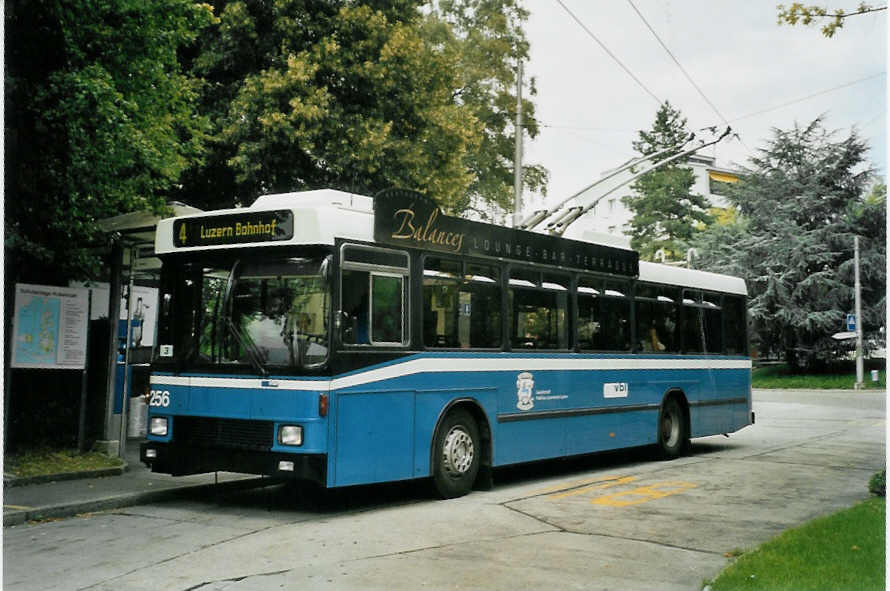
[
  {"left": 149, "top": 417, "right": 169, "bottom": 436},
  {"left": 278, "top": 425, "right": 303, "bottom": 446}
]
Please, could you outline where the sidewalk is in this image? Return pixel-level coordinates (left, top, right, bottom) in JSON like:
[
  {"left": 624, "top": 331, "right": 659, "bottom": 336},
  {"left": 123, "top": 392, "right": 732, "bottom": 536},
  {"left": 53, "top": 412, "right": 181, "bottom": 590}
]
[{"left": 3, "top": 440, "right": 269, "bottom": 527}]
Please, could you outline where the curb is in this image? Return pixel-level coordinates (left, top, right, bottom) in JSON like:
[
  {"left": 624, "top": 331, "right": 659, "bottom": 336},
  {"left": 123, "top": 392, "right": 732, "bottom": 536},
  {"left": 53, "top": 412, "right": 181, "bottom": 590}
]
[
  {"left": 3, "top": 476, "right": 272, "bottom": 527},
  {"left": 4, "top": 463, "right": 129, "bottom": 488},
  {"left": 753, "top": 388, "right": 887, "bottom": 395}
]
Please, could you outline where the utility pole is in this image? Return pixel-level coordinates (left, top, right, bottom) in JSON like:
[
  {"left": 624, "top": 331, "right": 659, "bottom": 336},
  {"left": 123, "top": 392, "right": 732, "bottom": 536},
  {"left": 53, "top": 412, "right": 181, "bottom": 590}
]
[
  {"left": 512, "top": 61, "right": 523, "bottom": 228},
  {"left": 100, "top": 238, "right": 123, "bottom": 456},
  {"left": 854, "top": 236, "right": 864, "bottom": 389},
  {"left": 118, "top": 245, "right": 138, "bottom": 459}
]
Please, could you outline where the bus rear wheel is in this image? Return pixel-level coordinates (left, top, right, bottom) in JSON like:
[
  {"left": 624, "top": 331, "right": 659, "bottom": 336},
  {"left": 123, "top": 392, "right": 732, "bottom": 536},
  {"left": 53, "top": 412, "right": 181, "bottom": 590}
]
[
  {"left": 658, "top": 397, "right": 689, "bottom": 459},
  {"left": 432, "top": 409, "right": 480, "bottom": 499}
]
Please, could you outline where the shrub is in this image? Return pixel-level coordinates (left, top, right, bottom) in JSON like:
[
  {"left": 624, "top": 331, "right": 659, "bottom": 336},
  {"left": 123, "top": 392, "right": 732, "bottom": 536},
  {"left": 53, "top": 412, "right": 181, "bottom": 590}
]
[{"left": 868, "top": 470, "right": 885, "bottom": 496}]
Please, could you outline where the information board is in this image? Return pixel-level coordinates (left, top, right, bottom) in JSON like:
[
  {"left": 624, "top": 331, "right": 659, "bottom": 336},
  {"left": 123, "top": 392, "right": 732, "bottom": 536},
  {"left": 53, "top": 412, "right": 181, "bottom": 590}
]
[{"left": 11, "top": 283, "right": 90, "bottom": 369}]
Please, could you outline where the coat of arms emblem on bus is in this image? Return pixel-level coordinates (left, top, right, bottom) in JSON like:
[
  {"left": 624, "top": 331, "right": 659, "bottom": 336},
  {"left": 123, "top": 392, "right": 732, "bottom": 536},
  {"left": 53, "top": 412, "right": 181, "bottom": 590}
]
[{"left": 516, "top": 372, "right": 535, "bottom": 411}]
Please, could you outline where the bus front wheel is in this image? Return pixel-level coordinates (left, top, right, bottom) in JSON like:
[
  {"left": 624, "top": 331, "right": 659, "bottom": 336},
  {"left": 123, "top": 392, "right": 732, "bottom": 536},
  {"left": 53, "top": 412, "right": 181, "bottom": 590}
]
[
  {"left": 432, "top": 409, "right": 480, "bottom": 498},
  {"left": 658, "top": 396, "right": 689, "bottom": 459}
]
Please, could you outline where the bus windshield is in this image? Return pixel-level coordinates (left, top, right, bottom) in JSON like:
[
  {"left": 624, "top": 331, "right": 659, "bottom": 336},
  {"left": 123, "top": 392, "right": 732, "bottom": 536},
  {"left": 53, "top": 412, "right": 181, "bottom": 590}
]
[{"left": 158, "top": 255, "right": 331, "bottom": 372}]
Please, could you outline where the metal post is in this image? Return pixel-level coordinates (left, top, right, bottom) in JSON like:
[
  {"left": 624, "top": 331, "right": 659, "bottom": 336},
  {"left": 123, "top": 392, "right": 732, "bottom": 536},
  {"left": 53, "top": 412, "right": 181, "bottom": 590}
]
[
  {"left": 118, "top": 246, "right": 138, "bottom": 458},
  {"left": 102, "top": 239, "right": 123, "bottom": 453},
  {"left": 77, "top": 292, "right": 92, "bottom": 452},
  {"left": 854, "top": 236, "right": 864, "bottom": 389},
  {"left": 4, "top": 273, "right": 15, "bottom": 453},
  {"left": 512, "top": 61, "right": 523, "bottom": 228}
]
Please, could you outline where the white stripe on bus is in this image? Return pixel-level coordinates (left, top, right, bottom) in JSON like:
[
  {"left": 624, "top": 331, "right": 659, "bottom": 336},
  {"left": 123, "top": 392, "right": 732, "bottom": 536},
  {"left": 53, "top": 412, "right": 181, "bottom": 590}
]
[{"left": 151, "top": 357, "right": 752, "bottom": 391}]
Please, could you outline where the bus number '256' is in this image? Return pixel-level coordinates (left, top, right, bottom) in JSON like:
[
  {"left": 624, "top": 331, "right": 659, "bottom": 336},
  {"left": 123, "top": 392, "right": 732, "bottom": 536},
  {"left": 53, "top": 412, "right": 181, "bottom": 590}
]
[{"left": 149, "top": 390, "right": 171, "bottom": 407}]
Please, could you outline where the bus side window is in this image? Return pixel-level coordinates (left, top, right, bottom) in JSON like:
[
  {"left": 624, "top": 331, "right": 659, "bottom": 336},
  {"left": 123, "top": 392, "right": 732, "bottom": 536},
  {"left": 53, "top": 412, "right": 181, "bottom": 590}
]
[
  {"left": 341, "top": 271, "right": 405, "bottom": 345},
  {"left": 341, "top": 269, "right": 370, "bottom": 344},
  {"left": 509, "top": 269, "right": 568, "bottom": 350},
  {"left": 576, "top": 277, "right": 601, "bottom": 351},
  {"left": 681, "top": 290, "right": 704, "bottom": 354},
  {"left": 635, "top": 284, "right": 679, "bottom": 353},
  {"left": 371, "top": 274, "right": 404, "bottom": 344},
  {"left": 464, "top": 263, "right": 501, "bottom": 348},
  {"left": 340, "top": 244, "right": 410, "bottom": 347},
  {"left": 702, "top": 292, "right": 723, "bottom": 354},
  {"left": 423, "top": 259, "right": 501, "bottom": 349},
  {"left": 601, "top": 281, "right": 631, "bottom": 351},
  {"left": 423, "top": 257, "right": 461, "bottom": 348},
  {"left": 723, "top": 295, "right": 747, "bottom": 355}
]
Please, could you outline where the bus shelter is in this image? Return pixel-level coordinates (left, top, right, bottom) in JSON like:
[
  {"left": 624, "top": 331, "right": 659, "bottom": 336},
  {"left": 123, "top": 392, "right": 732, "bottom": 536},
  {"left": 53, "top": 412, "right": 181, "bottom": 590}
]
[{"left": 95, "top": 203, "right": 201, "bottom": 457}]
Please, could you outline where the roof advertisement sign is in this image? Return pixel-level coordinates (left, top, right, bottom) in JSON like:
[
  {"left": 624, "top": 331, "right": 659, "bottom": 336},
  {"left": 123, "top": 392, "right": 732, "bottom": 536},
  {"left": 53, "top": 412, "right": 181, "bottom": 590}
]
[{"left": 373, "top": 188, "right": 639, "bottom": 277}]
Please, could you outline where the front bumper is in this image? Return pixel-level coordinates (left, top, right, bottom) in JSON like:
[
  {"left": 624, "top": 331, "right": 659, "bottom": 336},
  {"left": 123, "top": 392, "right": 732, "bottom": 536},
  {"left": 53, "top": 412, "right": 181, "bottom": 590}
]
[{"left": 141, "top": 442, "right": 326, "bottom": 484}]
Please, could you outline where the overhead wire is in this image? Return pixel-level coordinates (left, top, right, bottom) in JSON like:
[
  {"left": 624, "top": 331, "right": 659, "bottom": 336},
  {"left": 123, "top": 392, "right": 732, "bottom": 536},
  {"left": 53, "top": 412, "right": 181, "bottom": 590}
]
[
  {"left": 554, "top": 0, "right": 741, "bottom": 155},
  {"left": 550, "top": 2, "right": 883, "bottom": 164},
  {"left": 554, "top": 0, "right": 662, "bottom": 105},
  {"left": 534, "top": 124, "right": 636, "bottom": 133},
  {"left": 626, "top": 0, "right": 730, "bottom": 126},
  {"left": 531, "top": 72, "right": 886, "bottom": 136},
  {"left": 727, "top": 72, "right": 886, "bottom": 123},
  {"left": 625, "top": 0, "right": 750, "bottom": 153},
  {"left": 860, "top": 110, "right": 886, "bottom": 129}
]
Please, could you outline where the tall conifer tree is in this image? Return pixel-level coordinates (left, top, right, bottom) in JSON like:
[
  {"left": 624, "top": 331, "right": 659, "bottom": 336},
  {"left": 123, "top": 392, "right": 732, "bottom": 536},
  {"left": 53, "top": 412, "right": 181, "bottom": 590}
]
[
  {"left": 622, "top": 101, "right": 713, "bottom": 261},
  {"left": 694, "top": 118, "right": 884, "bottom": 369}
]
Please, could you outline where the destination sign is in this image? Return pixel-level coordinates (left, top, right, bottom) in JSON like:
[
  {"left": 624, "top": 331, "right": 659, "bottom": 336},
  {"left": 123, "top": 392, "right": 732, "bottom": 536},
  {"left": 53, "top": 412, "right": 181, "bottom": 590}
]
[
  {"left": 374, "top": 189, "right": 638, "bottom": 277},
  {"left": 173, "top": 210, "right": 294, "bottom": 248}
]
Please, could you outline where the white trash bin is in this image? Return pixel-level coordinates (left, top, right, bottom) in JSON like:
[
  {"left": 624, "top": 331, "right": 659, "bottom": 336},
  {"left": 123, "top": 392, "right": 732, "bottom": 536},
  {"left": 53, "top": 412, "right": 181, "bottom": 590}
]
[{"left": 128, "top": 395, "right": 148, "bottom": 438}]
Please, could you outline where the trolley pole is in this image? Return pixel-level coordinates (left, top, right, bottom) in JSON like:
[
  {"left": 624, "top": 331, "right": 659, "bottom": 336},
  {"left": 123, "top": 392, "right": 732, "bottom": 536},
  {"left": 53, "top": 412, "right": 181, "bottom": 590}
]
[
  {"left": 512, "top": 61, "right": 523, "bottom": 228},
  {"left": 854, "top": 236, "right": 864, "bottom": 389}
]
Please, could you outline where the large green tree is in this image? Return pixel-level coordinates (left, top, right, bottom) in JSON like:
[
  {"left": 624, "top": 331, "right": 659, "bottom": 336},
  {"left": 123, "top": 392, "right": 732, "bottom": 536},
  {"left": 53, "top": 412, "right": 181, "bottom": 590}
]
[
  {"left": 6, "top": 0, "right": 214, "bottom": 283},
  {"left": 693, "top": 118, "right": 885, "bottom": 369},
  {"left": 178, "top": 0, "right": 545, "bottom": 214},
  {"left": 622, "top": 101, "right": 713, "bottom": 261},
  {"left": 427, "top": 0, "right": 547, "bottom": 215},
  {"left": 7, "top": 0, "right": 548, "bottom": 284}
]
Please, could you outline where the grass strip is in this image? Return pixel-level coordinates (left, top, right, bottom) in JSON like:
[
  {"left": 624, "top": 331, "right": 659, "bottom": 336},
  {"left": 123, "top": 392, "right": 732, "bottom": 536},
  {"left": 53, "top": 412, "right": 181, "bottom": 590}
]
[
  {"left": 752, "top": 365, "right": 885, "bottom": 389},
  {"left": 707, "top": 496, "right": 885, "bottom": 591},
  {"left": 6, "top": 448, "right": 123, "bottom": 478}
]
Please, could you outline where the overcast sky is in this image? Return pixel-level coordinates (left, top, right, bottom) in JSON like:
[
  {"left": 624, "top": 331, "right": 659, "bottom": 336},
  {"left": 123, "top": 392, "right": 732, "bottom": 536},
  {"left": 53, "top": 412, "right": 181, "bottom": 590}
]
[{"left": 522, "top": 1, "right": 887, "bottom": 212}]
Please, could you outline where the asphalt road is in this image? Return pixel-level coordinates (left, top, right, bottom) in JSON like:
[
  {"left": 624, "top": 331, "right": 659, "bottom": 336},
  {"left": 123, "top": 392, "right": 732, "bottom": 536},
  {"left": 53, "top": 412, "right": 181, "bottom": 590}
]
[{"left": 4, "top": 389, "right": 885, "bottom": 591}]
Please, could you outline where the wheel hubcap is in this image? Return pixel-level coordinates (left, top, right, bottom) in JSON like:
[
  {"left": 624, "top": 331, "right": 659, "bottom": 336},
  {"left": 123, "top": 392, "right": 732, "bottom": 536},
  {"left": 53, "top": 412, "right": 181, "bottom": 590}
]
[
  {"left": 442, "top": 426, "right": 474, "bottom": 477},
  {"left": 663, "top": 406, "right": 679, "bottom": 447}
]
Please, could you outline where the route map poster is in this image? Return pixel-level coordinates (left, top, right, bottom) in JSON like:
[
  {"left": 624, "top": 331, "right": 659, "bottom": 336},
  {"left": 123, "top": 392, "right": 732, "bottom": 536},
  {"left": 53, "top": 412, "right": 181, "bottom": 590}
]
[{"left": 11, "top": 283, "right": 89, "bottom": 369}]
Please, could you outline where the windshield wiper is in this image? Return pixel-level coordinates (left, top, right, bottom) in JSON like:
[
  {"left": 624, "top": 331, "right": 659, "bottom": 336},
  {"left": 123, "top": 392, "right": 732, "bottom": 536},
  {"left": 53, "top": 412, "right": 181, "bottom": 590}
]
[
  {"left": 281, "top": 315, "right": 302, "bottom": 369},
  {"left": 226, "top": 318, "right": 267, "bottom": 376},
  {"left": 221, "top": 259, "right": 267, "bottom": 376}
]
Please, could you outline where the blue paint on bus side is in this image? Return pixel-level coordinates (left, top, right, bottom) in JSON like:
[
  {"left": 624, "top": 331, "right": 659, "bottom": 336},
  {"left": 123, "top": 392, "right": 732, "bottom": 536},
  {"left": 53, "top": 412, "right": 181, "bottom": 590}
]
[
  {"left": 330, "top": 390, "right": 416, "bottom": 485},
  {"left": 146, "top": 352, "right": 752, "bottom": 488}
]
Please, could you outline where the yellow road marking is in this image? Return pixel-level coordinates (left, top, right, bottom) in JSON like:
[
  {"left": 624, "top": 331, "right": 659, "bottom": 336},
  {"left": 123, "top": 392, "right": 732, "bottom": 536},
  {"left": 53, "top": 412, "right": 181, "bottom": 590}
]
[
  {"left": 536, "top": 474, "right": 699, "bottom": 508},
  {"left": 848, "top": 418, "right": 886, "bottom": 426},
  {"left": 549, "top": 475, "right": 638, "bottom": 500},
  {"left": 4, "top": 504, "right": 33, "bottom": 510},
  {"left": 527, "top": 475, "right": 624, "bottom": 497},
  {"left": 591, "top": 481, "right": 697, "bottom": 507}
]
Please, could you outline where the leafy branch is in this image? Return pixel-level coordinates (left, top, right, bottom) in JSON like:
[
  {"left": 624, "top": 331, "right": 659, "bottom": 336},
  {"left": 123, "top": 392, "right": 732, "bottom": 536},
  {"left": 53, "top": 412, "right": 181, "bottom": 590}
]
[{"left": 777, "top": 3, "right": 887, "bottom": 37}]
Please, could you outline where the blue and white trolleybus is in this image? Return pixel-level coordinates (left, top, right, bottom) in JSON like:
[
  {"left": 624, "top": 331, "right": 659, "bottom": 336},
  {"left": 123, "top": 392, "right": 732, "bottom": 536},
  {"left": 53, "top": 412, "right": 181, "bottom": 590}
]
[{"left": 141, "top": 188, "right": 753, "bottom": 498}]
